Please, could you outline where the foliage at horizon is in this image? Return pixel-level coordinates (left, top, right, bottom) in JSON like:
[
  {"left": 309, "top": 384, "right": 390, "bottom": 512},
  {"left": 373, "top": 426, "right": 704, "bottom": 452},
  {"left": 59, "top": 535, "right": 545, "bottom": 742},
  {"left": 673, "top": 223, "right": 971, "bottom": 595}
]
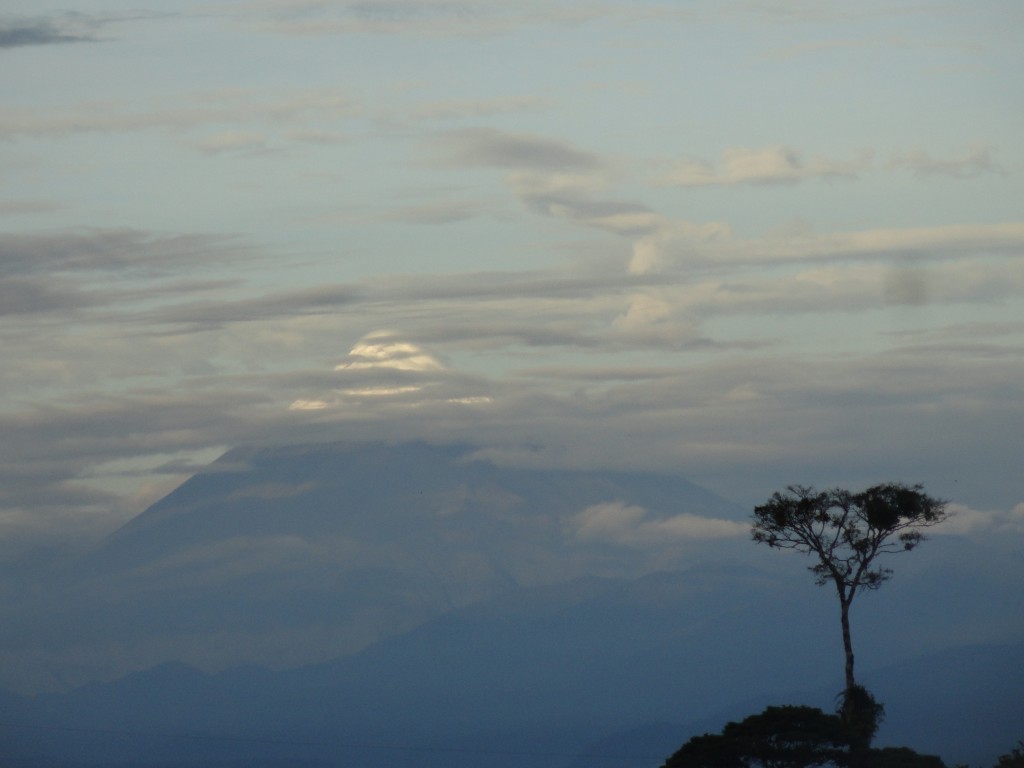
[{"left": 659, "top": 704, "right": 946, "bottom": 768}]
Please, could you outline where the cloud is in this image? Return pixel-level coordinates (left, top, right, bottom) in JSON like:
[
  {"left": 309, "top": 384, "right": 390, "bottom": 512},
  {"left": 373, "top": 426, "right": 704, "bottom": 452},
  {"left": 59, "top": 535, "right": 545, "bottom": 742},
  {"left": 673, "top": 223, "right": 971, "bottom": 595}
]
[
  {"left": 424, "top": 130, "right": 666, "bottom": 240},
  {"left": 408, "top": 95, "right": 547, "bottom": 121},
  {"left": 570, "top": 501, "right": 747, "bottom": 547},
  {"left": 629, "top": 220, "right": 1024, "bottom": 275},
  {"left": 430, "top": 128, "right": 604, "bottom": 171},
  {"left": 934, "top": 503, "right": 1024, "bottom": 536},
  {"left": 571, "top": 501, "right": 648, "bottom": 540},
  {"left": 508, "top": 171, "right": 661, "bottom": 236},
  {"left": 628, "top": 220, "right": 732, "bottom": 274},
  {"left": 0, "top": 16, "right": 98, "bottom": 49},
  {"left": 189, "top": 131, "right": 269, "bottom": 154},
  {"left": 123, "top": 227, "right": 1023, "bottom": 357},
  {"left": 146, "top": 285, "right": 364, "bottom": 331},
  {"left": 0, "top": 200, "right": 62, "bottom": 216},
  {"left": 3, "top": 302, "right": 1022, "bottom": 563},
  {"left": 241, "top": 0, "right": 607, "bottom": 38},
  {"left": 2, "top": 219, "right": 1021, "bottom": 566},
  {"left": 379, "top": 200, "right": 487, "bottom": 225},
  {"left": 764, "top": 35, "right": 982, "bottom": 61},
  {"left": 0, "top": 228, "right": 240, "bottom": 278},
  {"left": 290, "top": 331, "right": 493, "bottom": 409},
  {"left": 0, "top": 228, "right": 245, "bottom": 317},
  {"left": 0, "top": 390, "right": 272, "bottom": 558},
  {"left": 660, "top": 145, "right": 871, "bottom": 187},
  {"left": 0, "top": 88, "right": 356, "bottom": 141},
  {"left": 336, "top": 331, "right": 445, "bottom": 372},
  {"left": 889, "top": 143, "right": 1003, "bottom": 179},
  {"left": 0, "top": 276, "right": 94, "bottom": 316}
]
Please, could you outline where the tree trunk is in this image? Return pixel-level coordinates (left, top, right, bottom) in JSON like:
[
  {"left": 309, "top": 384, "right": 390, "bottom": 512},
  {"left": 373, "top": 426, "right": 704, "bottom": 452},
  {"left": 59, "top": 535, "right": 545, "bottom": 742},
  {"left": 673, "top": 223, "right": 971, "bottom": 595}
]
[
  {"left": 838, "top": 595, "right": 870, "bottom": 768},
  {"left": 840, "top": 597, "right": 855, "bottom": 692}
]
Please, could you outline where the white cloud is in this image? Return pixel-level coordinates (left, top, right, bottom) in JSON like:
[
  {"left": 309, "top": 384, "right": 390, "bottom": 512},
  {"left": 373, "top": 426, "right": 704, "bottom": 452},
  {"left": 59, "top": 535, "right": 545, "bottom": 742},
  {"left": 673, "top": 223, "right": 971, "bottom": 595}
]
[
  {"left": 288, "top": 398, "right": 330, "bottom": 411},
  {"left": 335, "top": 331, "right": 445, "bottom": 372},
  {"left": 572, "top": 501, "right": 648, "bottom": 541},
  {"left": 340, "top": 385, "right": 425, "bottom": 397},
  {"left": 506, "top": 170, "right": 612, "bottom": 200},
  {"left": 613, "top": 293, "right": 674, "bottom": 331},
  {"left": 289, "top": 331, "right": 494, "bottom": 409},
  {"left": 645, "top": 514, "right": 750, "bottom": 540},
  {"left": 628, "top": 220, "right": 732, "bottom": 274},
  {"left": 570, "top": 501, "right": 747, "bottom": 547},
  {"left": 660, "top": 145, "right": 871, "bottom": 187},
  {"left": 935, "top": 502, "right": 1024, "bottom": 536}
]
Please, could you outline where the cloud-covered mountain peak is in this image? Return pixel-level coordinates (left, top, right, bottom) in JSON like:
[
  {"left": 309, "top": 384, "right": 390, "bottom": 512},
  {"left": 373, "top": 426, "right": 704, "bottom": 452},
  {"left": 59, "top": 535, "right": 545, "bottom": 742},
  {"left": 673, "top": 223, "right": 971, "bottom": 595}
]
[{"left": 336, "top": 330, "right": 445, "bottom": 372}]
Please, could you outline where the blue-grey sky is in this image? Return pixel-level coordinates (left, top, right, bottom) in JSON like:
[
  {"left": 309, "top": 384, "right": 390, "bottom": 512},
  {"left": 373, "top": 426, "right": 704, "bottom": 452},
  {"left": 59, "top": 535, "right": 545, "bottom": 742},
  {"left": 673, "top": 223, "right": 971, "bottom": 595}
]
[{"left": 2, "top": 0, "right": 1023, "bottom": 561}]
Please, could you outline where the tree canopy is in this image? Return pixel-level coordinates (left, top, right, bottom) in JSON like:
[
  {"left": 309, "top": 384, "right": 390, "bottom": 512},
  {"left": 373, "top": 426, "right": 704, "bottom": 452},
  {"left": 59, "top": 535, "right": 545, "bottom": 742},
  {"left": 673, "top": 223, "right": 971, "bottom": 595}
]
[
  {"left": 994, "top": 742, "right": 1024, "bottom": 768},
  {"left": 660, "top": 705, "right": 946, "bottom": 768},
  {"left": 751, "top": 483, "right": 947, "bottom": 595},
  {"left": 751, "top": 483, "right": 946, "bottom": 694},
  {"left": 660, "top": 705, "right": 848, "bottom": 768}
]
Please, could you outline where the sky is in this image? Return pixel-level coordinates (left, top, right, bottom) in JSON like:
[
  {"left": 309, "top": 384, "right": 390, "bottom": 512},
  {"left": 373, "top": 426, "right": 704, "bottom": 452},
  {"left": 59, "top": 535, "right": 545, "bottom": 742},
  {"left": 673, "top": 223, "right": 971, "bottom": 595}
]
[{"left": 2, "top": 0, "right": 1023, "bottom": 566}]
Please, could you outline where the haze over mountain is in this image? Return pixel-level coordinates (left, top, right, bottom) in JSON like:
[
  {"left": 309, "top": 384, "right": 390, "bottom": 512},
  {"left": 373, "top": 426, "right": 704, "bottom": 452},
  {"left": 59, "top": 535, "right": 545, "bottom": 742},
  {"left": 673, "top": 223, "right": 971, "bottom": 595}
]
[
  {"left": 3, "top": 573, "right": 1022, "bottom": 767},
  {"left": 3, "top": 440, "right": 750, "bottom": 691},
  {"left": 2, "top": 441, "right": 1022, "bottom": 767}
]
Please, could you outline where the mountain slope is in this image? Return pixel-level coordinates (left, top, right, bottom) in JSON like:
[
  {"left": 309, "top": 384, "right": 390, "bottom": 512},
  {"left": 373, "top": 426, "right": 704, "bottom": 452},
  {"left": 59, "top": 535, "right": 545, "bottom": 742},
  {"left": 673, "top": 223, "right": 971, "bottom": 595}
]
[{"left": 2, "top": 440, "right": 747, "bottom": 691}]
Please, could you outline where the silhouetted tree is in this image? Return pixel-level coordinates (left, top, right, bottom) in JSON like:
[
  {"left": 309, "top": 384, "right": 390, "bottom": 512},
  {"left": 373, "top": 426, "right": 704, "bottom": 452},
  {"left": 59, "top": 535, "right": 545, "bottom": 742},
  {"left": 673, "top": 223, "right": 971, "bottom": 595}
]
[
  {"left": 660, "top": 705, "right": 848, "bottom": 768},
  {"left": 659, "top": 704, "right": 946, "bottom": 768},
  {"left": 834, "top": 684, "right": 884, "bottom": 758},
  {"left": 751, "top": 482, "right": 946, "bottom": 764},
  {"left": 869, "top": 747, "right": 946, "bottom": 768},
  {"left": 995, "top": 742, "right": 1024, "bottom": 768}
]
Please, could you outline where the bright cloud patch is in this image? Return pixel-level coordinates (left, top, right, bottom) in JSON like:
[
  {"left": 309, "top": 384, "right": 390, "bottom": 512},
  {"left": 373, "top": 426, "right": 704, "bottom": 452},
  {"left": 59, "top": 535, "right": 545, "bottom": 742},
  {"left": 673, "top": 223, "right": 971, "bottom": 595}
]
[
  {"left": 289, "top": 331, "right": 492, "bottom": 410},
  {"left": 288, "top": 331, "right": 445, "bottom": 409},
  {"left": 288, "top": 399, "right": 330, "bottom": 411},
  {"left": 335, "top": 331, "right": 444, "bottom": 372},
  {"left": 570, "top": 501, "right": 747, "bottom": 547},
  {"left": 661, "top": 145, "right": 869, "bottom": 187},
  {"left": 934, "top": 502, "right": 1024, "bottom": 536}
]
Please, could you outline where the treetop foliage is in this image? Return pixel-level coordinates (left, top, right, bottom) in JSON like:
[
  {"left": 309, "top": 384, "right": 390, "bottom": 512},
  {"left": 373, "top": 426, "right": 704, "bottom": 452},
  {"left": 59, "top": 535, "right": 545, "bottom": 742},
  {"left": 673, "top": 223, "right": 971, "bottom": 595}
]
[
  {"left": 660, "top": 705, "right": 849, "bottom": 768},
  {"left": 660, "top": 704, "right": 945, "bottom": 768},
  {"left": 994, "top": 742, "right": 1024, "bottom": 768},
  {"left": 751, "top": 483, "right": 947, "bottom": 594}
]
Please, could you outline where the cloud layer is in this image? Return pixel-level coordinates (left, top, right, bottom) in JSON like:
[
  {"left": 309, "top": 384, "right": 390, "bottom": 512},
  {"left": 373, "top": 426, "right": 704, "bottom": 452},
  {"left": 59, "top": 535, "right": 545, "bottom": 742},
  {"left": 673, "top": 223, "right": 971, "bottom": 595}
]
[{"left": 2, "top": 0, "right": 1022, "bottom": 564}]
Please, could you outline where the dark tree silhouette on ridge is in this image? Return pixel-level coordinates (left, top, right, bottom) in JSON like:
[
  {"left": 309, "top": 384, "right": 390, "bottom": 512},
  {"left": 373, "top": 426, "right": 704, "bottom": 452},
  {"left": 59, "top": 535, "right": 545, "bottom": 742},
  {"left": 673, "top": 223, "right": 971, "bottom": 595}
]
[
  {"left": 659, "top": 704, "right": 946, "bottom": 768},
  {"left": 750, "top": 482, "right": 946, "bottom": 762}
]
